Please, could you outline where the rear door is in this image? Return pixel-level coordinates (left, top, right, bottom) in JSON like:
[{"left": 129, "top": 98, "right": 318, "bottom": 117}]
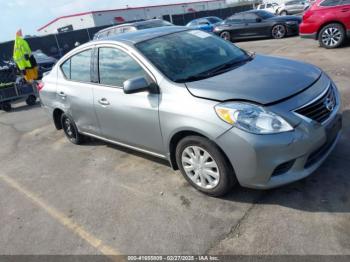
[
  {"left": 56, "top": 48, "right": 100, "bottom": 135},
  {"left": 92, "top": 45, "right": 163, "bottom": 154}
]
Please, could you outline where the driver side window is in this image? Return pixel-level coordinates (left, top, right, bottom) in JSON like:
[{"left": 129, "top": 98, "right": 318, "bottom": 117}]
[{"left": 98, "top": 47, "right": 148, "bottom": 87}]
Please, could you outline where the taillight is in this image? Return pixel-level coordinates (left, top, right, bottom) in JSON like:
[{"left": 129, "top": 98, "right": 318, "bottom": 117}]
[{"left": 37, "top": 82, "right": 44, "bottom": 92}]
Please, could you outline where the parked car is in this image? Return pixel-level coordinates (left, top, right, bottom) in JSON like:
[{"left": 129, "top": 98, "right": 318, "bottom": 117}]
[
  {"left": 32, "top": 50, "right": 57, "bottom": 79},
  {"left": 93, "top": 19, "right": 173, "bottom": 40},
  {"left": 186, "top": 17, "right": 223, "bottom": 32},
  {"left": 300, "top": 0, "right": 350, "bottom": 49},
  {"left": 256, "top": 2, "right": 279, "bottom": 14},
  {"left": 276, "top": 0, "right": 310, "bottom": 15},
  {"left": 40, "top": 27, "right": 342, "bottom": 196},
  {"left": 213, "top": 10, "right": 301, "bottom": 41}
]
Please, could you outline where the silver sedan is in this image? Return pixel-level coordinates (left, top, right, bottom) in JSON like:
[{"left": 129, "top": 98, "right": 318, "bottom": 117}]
[{"left": 39, "top": 27, "right": 342, "bottom": 196}]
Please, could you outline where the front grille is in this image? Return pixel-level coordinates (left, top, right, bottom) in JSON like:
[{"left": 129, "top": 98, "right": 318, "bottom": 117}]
[
  {"left": 295, "top": 85, "right": 336, "bottom": 124},
  {"left": 271, "top": 160, "right": 295, "bottom": 177}
]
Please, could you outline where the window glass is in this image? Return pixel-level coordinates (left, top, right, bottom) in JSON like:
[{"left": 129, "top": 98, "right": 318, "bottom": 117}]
[
  {"left": 342, "top": 0, "right": 350, "bottom": 4},
  {"left": 136, "top": 30, "right": 249, "bottom": 83},
  {"left": 61, "top": 59, "right": 71, "bottom": 79},
  {"left": 227, "top": 14, "right": 244, "bottom": 23},
  {"left": 187, "top": 21, "right": 198, "bottom": 26},
  {"left": 244, "top": 13, "right": 258, "bottom": 23},
  {"left": 70, "top": 49, "right": 92, "bottom": 82},
  {"left": 320, "top": 0, "right": 341, "bottom": 5},
  {"left": 266, "top": 4, "right": 272, "bottom": 8},
  {"left": 207, "top": 17, "right": 222, "bottom": 24},
  {"left": 98, "top": 47, "right": 147, "bottom": 87}
]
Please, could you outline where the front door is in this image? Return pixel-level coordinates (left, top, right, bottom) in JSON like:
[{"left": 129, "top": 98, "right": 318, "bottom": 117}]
[{"left": 92, "top": 46, "right": 164, "bottom": 155}]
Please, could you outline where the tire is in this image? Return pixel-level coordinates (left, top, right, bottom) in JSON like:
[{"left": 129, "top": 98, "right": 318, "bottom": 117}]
[
  {"left": 60, "top": 113, "right": 84, "bottom": 145},
  {"left": 175, "top": 136, "right": 236, "bottom": 197},
  {"left": 272, "top": 24, "right": 287, "bottom": 39},
  {"left": 1, "top": 102, "right": 12, "bottom": 112},
  {"left": 280, "top": 10, "right": 288, "bottom": 16},
  {"left": 26, "top": 95, "right": 37, "bottom": 106},
  {"left": 318, "top": 23, "right": 345, "bottom": 49},
  {"left": 220, "top": 31, "right": 232, "bottom": 42}
]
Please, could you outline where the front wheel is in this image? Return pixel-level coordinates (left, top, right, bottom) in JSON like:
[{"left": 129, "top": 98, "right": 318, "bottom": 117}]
[
  {"left": 220, "top": 31, "right": 232, "bottom": 42},
  {"left": 319, "top": 23, "right": 345, "bottom": 49},
  {"left": 26, "top": 95, "right": 37, "bottom": 106},
  {"left": 272, "top": 24, "right": 286, "bottom": 39},
  {"left": 176, "top": 136, "right": 236, "bottom": 197},
  {"left": 61, "top": 113, "right": 84, "bottom": 145}
]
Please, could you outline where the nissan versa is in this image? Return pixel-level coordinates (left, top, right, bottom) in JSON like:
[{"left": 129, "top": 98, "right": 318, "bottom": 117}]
[{"left": 39, "top": 27, "right": 342, "bottom": 196}]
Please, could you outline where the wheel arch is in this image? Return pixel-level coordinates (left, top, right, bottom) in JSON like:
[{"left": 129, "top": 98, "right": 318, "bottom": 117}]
[
  {"left": 53, "top": 108, "right": 65, "bottom": 130},
  {"left": 316, "top": 21, "right": 346, "bottom": 40},
  {"left": 168, "top": 129, "right": 233, "bottom": 173}
]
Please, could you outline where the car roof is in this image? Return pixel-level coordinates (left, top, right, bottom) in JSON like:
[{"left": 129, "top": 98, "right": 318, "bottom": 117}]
[
  {"left": 96, "top": 26, "right": 188, "bottom": 44},
  {"left": 97, "top": 19, "right": 166, "bottom": 34}
]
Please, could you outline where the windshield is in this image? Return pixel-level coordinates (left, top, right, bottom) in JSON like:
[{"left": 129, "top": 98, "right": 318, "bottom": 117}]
[
  {"left": 256, "top": 10, "right": 275, "bottom": 19},
  {"left": 137, "top": 20, "right": 172, "bottom": 30},
  {"left": 136, "top": 30, "right": 249, "bottom": 82},
  {"left": 207, "top": 17, "right": 222, "bottom": 24}
]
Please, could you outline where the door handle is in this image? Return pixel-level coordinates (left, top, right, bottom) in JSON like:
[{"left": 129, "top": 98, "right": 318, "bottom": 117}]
[
  {"left": 58, "top": 91, "right": 66, "bottom": 98},
  {"left": 98, "top": 98, "right": 110, "bottom": 106}
]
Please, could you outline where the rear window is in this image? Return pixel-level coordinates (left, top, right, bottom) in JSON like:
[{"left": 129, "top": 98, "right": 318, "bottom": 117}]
[
  {"left": 61, "top": 49, "right": 92, "bottom": 82},
  {"left": 136, "top": 20, "right": 172, "bottom": 30},
  {"left": 320, "top": 0, "right": 342, "bottom": 6}
]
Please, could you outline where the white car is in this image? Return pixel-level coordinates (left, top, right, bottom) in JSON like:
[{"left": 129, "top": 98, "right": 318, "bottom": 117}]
[{"left": 256, "top": 3, "right": 279, "bottom": 14}]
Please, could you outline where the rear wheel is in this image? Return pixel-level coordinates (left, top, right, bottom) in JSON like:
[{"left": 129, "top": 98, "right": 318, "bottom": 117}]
[
  {"left": 26, "top": 95, "right": 37, "bottom": 106},
  {"left": 280, "top": 10, "right": 288, "bottom": 16},
  {"left": 61, "top": 113, "right": 84, "bottom": 145},
  {"left": 1, "top": 102, "right": 12, "bottom": 112},
  {"left": 220, "top": 31, "right": 232, "bottom": 41},
  {"left": 175, "top": 136, "right": 236, "bottom": 197},
  {"left": 272, "top": 24, "right": 287, "bottom": 39},
  {"left": 319, "top": 23, "right": 345, "bottom": 49}
]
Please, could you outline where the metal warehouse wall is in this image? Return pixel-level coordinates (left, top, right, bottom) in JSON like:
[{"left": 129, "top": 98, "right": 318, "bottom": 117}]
[{"left": 0, "top": 4, "right": 253, "bottom": 63}]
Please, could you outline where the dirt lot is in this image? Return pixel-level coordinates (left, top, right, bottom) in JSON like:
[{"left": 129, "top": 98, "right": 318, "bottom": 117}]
[{"left": 0, "top": 36, "right": 349, "bottom": 256}]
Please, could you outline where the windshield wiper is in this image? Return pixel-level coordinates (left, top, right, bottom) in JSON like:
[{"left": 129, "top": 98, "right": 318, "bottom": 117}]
[{"left": 175, "top": 56, "right": 253, "bottom": 83}]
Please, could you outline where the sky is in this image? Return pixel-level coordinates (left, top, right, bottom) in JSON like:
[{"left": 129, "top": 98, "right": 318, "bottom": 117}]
[{"left": 0, "top": 0, "right": 231, "bottom": 43}]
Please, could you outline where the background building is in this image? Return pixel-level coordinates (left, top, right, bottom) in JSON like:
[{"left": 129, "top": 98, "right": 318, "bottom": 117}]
[{"left": 37, "top": 0, "right": 227, "bottom": 35}]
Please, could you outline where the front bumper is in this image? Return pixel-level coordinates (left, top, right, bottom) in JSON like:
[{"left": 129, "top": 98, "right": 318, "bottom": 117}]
[{"left": 215, "top": 87, "right": 342, "bottom": 189}]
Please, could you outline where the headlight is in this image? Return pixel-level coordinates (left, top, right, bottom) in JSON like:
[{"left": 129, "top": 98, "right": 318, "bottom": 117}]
[{"left": 215, "top": 102, "right": 293, "bottom": 134}]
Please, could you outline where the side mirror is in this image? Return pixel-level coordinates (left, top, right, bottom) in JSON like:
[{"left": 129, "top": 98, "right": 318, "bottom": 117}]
[
  {"left": 256, "top": 18, "right": 262, "bottom": 23},
  {"left": 123, "top": 76, "right": 152, "bottom": 94}
]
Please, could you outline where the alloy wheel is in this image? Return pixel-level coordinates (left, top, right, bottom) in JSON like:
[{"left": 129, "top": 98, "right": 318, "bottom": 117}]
[
  {"left": 272, "top": 25, "right": 286, "bottom": 39},
  {"left": 181, "top": 146, "right": 220, "bottom": 190},
  {"left": 220, "top": 31, "right": 231, "bottom": 41},
  {"left": 321, "top": 27, "right": 342, "bottom": 48}
]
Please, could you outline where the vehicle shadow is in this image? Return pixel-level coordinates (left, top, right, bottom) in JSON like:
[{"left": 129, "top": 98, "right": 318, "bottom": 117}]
[
  {"left": 84, "top": 137, "right": 171, "bottom": 167},
  {"left": 80, "top": 109, "right": 350, "bottom": 213},
  {"left": 225, "top": 109, "right": 350, "bottom": 213}
]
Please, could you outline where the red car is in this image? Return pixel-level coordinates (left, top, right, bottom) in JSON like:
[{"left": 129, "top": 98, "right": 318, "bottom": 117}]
[{"left": 300, "top": 0, "right": 350, "bottom": 48}]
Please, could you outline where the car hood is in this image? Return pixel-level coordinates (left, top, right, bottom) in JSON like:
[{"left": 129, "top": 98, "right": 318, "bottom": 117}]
[{"left": 185, "top": 55, "right": 322, "bottom": 105}]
